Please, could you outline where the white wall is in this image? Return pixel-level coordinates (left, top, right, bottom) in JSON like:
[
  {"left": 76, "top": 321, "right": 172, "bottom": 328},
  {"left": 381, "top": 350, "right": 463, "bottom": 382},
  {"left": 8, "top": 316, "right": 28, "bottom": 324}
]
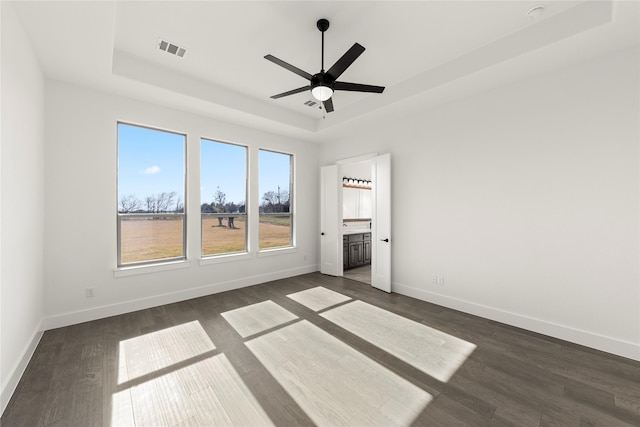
[
  {"left": 342, "top": 161, "right": 372, "bottom": 181},
  {"left": 321, "top": 47, "right": 640, "bottom": 360},
  {"left": 43, "top": 81, "right": 319, "bottom": 328},
  {"left": 0, "top": 2, "right": 46, "bottom": 412}
]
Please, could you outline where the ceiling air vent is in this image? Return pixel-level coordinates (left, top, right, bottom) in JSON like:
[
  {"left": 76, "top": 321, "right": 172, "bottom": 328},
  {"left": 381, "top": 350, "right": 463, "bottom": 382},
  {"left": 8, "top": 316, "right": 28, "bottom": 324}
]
[
  {"left": 304, "top": 100, "right": 317, "bottom": 107},
  {"left": 158, "top": 38, "right": 186, "bottom": 58}
]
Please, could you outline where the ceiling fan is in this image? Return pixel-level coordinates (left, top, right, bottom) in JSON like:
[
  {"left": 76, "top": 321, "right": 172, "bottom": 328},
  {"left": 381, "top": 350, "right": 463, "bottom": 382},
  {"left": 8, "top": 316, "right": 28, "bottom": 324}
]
[{"left": 264, "top": 18, "right": 385, "bottom": 113}]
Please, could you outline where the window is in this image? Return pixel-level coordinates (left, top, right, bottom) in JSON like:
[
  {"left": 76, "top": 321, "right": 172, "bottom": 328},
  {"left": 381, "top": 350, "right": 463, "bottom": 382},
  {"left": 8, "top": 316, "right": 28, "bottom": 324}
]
[
  {"left": 117, "top": 123, "right": 186, "bottom": 266},
  {"left": 200, "top": 139, "right": 247, "bottom": 256},
  {"left": 259, "top": 149, "right": 293, "bottom": 249}
]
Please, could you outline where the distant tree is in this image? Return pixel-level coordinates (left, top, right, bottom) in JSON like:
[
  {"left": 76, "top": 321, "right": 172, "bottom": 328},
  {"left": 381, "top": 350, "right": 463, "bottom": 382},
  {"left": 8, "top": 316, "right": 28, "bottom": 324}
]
[
  {"left": 119, "top": 194, "right": 140, "bottom": 213},
  {"left": 213, "top": 187, "right": 226, "bottom": 225},
  {"left": 174, "top": 195, "right": 183, "bottom": 213},
  {"left": 144, "top": 195, "right": 156, "bottom": 213},
  {"left": 156, "top": 191, "right": 176, "bottom": 212},
  {"left": 213, "top": 187, "right": 226, "bottom": 209},
  {"left": 262, "top": 191, "right": 277, "bottom": 212},
  {"left": 141, "top": 191, "right": 178, "bottom": 214},
  {"left": 225, "top": 201, "right": 240, "bottom": 213},
  {"left": 276, "top": 186, "right": 284, "bottom": 206},
  {"left": 261, "top": 186, "right": 289, "bottom": 213}
]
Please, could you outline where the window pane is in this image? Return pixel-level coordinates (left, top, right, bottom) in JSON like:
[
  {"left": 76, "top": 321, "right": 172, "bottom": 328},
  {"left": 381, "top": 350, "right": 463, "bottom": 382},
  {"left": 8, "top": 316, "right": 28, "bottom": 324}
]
[
  {"left": 120, "top": 216, "right": 184, "bottom": 264},
  {"left": 259, "top": 150, "right": 292, "bottom": 249},
  {"left": 117, "top": 123, "right": 185, "bottom": 266},
  {"left": 201, "top": 139, "right": 247, "bottom": 256}
]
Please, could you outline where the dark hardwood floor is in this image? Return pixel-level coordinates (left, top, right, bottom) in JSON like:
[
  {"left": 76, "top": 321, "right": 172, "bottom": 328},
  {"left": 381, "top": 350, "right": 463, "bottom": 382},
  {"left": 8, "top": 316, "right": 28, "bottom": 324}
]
[{"left": 2, "top": 272, "right": 639, "bottom": 426}]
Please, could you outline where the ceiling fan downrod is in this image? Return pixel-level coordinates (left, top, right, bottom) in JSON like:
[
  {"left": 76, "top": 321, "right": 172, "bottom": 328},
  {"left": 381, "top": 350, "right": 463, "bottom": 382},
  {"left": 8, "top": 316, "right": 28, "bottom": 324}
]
[{"left": 317, "top": 18, "right": 330, "bottom": 72}]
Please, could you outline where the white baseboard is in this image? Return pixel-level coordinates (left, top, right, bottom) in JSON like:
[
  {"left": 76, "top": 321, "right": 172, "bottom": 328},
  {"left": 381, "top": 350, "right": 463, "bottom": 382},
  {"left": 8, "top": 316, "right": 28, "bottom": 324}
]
[
  {"left": 1, "top": 320, "right": 44, "bottom": 415},
  {"left": 44, "top": 264, "right": 318, "bottom": 330},
  {"left": 393, "top": 282, "right": 640, "bottom": 362}
]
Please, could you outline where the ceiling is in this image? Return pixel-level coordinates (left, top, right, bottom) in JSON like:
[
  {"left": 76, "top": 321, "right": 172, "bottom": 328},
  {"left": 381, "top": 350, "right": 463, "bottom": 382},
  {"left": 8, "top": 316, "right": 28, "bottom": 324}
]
[{"left": 10, "top": 1, "right": 640, "bottom": 142}]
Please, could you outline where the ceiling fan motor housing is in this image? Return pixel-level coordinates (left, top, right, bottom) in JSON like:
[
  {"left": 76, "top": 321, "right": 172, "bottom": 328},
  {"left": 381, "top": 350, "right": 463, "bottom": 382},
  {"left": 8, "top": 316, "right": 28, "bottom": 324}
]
[{"left": 311, "top": 72, "right": 335, "bottom": 90}]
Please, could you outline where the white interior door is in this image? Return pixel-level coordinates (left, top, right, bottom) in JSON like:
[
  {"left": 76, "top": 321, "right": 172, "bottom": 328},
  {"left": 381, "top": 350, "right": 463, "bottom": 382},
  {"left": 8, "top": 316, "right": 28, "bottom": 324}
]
[
  {"left": 371, "top": 154, "right": 391, "bottom": 292},
  {"left": 320, "top": 165, "right": 342, "bottom": 276}
]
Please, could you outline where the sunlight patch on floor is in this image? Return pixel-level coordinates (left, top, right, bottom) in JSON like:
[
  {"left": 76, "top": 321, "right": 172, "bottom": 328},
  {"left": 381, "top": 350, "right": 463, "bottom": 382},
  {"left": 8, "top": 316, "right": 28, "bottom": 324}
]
[
  {"left": 117, "top": 320, "right": 215, "bottom": 384},
  {"left": 321, "top": 301, "right": 477, "bottom": 382},
  {"left": 286, "top": 286, "right": 352, "bottom": 311},
  {"left": 112, "top": 353, "right": 274, "bottom": 426},
  {"left": 246, "top": 320, "right": 432, "bottom": 427},
  {"left": 221, "top": 300, "right": 299, "bottom": 338},
  {"left": 111, "top": 388, "right": 135, "bottom": 427},
  {"left": 111, "top": 296, "right": 464, "bottom": 426}
]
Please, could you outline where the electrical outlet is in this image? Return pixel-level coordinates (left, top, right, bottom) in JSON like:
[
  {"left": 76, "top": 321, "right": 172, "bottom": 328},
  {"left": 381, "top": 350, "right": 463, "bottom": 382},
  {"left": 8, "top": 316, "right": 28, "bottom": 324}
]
[
  {"left": 86, "top": 288, "right": 95, "bottom": 298},
  {"left": 432, "top": 275, "right": 438, "bottom": 284},
  {"left": 437, "top": 276, "right": 445, "bottom": 286}
]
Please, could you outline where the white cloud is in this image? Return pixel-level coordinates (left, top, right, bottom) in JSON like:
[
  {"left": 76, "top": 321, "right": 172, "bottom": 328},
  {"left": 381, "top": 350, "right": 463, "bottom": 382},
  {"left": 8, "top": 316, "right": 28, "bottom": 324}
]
[{"left": 143, "top": 165, "right": 161, "bottom": 175}]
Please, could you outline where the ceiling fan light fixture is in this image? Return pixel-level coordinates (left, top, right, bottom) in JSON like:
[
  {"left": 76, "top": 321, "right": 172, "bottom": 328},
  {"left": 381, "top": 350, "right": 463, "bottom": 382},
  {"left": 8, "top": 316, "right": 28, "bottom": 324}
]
[{"left": 311, "top": 85, "right": 333, "bottom": 101}]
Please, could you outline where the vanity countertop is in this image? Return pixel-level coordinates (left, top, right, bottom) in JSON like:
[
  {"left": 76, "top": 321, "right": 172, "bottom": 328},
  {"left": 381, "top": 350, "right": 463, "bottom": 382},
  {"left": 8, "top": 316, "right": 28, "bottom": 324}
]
[{"left": 342, "top": 229, "right": 372, "bottom": 235}]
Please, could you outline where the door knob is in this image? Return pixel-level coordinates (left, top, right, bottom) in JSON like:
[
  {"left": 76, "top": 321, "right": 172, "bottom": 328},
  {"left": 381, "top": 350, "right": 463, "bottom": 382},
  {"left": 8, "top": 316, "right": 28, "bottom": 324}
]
[
  {"left": 321, "top": 232, "right": 325, "bottom": 236},
  {"left": 380, "top": 238, "right": 389, "bottom": 242}
]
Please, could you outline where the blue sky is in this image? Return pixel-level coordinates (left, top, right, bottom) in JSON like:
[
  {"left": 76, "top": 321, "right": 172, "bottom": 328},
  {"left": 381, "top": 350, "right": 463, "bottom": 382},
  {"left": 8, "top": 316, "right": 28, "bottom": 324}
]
[
  {"left": 258, "top": 149, "right": 291, "bottom": 204},
  {"left": 201, "top": 138, "right": 246, "bottom": 204},
  {"left": 118, "top": 123, "right": 291, "bottom": 206},
  {"left": 118, "top": 124, "right": 185, "bottom": 202}
]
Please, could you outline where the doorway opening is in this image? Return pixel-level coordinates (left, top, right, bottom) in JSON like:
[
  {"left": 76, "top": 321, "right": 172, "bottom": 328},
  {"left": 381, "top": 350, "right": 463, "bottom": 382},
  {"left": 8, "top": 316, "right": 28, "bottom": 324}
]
[{"left": 341, "top": 160, "right": 373, "bottom": 285}]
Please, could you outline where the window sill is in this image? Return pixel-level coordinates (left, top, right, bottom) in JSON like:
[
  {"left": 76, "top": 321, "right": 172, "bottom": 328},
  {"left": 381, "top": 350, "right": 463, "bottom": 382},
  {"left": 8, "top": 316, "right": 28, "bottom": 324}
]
[
  {"left": 257, "top": 247, "right": 296, "bottom": 257},
  {"left": 114, "top": 260, "right": 192, "bottom": 278},
  {"left": 200, "top": 252, "right": 252, "bottom": 266}
]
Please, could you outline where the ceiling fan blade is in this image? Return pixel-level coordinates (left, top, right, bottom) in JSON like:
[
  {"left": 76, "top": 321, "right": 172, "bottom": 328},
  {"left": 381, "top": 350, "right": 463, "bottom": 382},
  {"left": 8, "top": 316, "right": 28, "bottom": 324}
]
[
  {"left": 270, "top": 86, "right": 310, "bottom": 99},
  {"left": 334, "top": 81, "right": 385, "bottom": 93},
  {"left": 326, "top": 43, "right": 365, "bottom": 80},
  {"left": 323, "top": 97, "right": 334, "bottom": 113},
  {"left": 264, "top": 55, "right": 313, "bottom": 81}
]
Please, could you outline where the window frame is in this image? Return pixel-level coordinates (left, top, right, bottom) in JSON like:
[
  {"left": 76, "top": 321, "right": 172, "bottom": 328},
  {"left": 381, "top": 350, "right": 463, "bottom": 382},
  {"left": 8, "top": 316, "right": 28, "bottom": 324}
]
[
  {"left": 258, "top": 148, "right": 294, "bottom": 251},
  {"left": 200, "top": 138, "right": 249, "bottom": 258},
  {"left": 116, "top": 122, "right": 187, "bottom": 268}
]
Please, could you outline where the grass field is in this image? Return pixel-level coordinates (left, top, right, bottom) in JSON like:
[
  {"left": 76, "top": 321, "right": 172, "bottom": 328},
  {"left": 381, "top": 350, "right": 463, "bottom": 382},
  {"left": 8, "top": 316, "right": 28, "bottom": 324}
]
[
  {"left": 120, "top": 216, "right": 291, "bottom": 264},
  {"left": 202, "top": 217, "right": 246, "bottom": 256},
  {"left": 258, "top": 214, "right": 292, "bottom": 250},
  {"left": 120, "top": 218, "right": 183, "bottom": 264}
]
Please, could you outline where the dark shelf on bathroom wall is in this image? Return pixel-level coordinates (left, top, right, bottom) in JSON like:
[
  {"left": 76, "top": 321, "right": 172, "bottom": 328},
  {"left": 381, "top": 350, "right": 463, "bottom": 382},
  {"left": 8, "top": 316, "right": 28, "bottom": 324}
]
[
  {"left": 343, "top": 218, "right": 371, "bottom": 222},
  {"left": 342, "top": 185, "right": 372, "bottom": 190}
]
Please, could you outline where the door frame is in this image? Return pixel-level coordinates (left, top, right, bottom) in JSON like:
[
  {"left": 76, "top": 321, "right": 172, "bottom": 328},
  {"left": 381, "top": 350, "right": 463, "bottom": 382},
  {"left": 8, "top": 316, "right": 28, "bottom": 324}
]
[
  {"left": 323, "top": 153, "right": 391, "bottom": 292},
  {"left": 336, "top": 153, "right": 378, "bottom": 280}
]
